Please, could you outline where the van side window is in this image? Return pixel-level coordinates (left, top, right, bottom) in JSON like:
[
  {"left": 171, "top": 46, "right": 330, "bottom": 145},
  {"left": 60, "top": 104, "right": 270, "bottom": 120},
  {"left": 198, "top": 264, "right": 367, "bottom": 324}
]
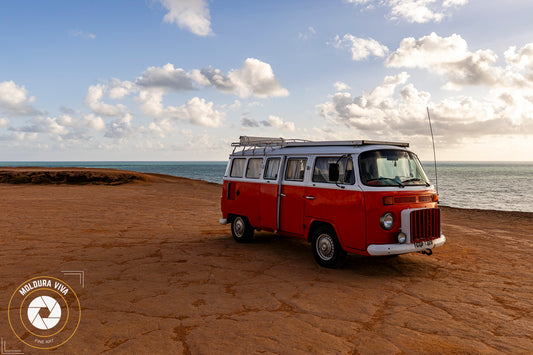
[
  {"left": 246, "top": 158, "right": 263, "bottom": 179},
  {"left": 285, "top": 158, "right": 307, "bottom": 181},
  {"left": 313, "top": 156, "right": 355, "bottom": 184},
  {"left": 264, "top": 158, "right": 280, "bottom": 180},
  {"left": 230, "top": 158, "right": 246, "bottom": 177}
]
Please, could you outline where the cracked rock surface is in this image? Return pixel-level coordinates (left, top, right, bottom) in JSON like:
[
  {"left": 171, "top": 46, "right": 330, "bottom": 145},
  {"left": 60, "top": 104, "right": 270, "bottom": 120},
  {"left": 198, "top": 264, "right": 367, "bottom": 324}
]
[{"left": 0, "top": 170, "right": 531, "bottom": 354}]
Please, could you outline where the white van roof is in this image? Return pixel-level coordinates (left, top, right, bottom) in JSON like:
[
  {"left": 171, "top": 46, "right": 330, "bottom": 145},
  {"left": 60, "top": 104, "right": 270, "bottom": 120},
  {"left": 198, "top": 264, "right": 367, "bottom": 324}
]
[
  {"left": 232, "top": 136, "right": 409, "bottom": 149},
  {"left": 230, "top": 136, "right": 410, "bottom": 156}
]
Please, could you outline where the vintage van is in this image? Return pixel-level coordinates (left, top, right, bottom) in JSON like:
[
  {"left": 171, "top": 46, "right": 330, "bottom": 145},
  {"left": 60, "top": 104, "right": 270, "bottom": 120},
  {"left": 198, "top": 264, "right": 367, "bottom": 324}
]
[{"left": 220, "top": 136, "right": 445, "bottom": 268}]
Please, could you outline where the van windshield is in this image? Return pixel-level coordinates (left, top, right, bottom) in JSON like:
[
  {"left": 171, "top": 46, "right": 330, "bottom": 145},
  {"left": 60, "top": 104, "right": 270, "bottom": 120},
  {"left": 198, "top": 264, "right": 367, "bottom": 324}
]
[{"left": 359, "top": 150, "right": 430, "bottom": 187}]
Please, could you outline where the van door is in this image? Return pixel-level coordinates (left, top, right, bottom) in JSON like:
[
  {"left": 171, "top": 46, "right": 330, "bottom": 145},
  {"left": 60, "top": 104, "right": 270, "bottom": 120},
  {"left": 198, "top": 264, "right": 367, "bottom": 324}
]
[
  {"left": 305, "top": 156, "right": 366, "bottom": 250},
  {"left": 259, "top": 157, "right": 281, "bottom": 231},
  {"left": 279, "top": 157, "right": 307, "bottom": 236}
]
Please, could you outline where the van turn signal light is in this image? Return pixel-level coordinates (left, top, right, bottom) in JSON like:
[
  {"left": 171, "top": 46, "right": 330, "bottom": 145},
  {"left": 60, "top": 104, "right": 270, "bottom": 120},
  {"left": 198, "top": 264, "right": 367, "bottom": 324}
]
[{"left": 383, "top": 196, "right": 394, "bottom": 205}]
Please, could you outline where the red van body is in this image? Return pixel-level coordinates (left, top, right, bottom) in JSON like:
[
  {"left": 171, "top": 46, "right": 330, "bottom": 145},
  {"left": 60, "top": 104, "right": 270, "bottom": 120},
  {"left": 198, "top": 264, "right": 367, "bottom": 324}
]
[{"left": 220, "top": 136, "right": 445, "bottom": 268}]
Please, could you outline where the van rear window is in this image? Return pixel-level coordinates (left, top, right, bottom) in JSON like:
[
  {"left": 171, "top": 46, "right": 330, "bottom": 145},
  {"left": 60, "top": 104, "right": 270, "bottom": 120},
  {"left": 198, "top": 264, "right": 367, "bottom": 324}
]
[{"left": 230, "top": 158, "right": 246, "bottom": 177}]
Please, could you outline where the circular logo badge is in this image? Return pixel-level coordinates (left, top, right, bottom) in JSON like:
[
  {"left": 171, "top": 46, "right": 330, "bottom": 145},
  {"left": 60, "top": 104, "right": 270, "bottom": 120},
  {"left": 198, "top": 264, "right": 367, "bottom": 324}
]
[
  {"left": 27, "top": 295, "right": 62, "bottom": 330},
  {"left": 8, "top": 276, "right": 81, "bottom": 349}
]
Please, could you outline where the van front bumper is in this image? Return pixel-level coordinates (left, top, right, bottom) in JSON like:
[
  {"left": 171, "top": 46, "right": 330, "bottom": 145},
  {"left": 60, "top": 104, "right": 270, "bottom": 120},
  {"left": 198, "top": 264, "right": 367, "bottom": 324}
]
[{"left": 367, "top": 235, "right": 446, "bottom": 256}]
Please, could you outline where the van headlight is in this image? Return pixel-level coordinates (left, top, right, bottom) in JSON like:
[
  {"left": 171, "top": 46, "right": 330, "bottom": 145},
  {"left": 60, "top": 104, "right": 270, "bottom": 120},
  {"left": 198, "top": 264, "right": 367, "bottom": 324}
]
[{"left": 380, "top": 212, "right": 394, "bottom": 230}]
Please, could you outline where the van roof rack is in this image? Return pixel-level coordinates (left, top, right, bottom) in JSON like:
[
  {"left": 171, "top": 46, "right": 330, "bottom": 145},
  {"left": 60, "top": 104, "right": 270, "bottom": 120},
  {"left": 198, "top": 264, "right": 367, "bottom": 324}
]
[{"left": 232, "top": 136, "right": 409, "bottom": 149}]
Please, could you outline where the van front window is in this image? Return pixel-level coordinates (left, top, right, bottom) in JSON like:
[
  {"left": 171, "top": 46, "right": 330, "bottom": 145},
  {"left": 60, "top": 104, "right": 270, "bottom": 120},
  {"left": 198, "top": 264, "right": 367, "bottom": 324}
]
[{"left": 359, "top": 150, "right": 430, "bottom": 187}]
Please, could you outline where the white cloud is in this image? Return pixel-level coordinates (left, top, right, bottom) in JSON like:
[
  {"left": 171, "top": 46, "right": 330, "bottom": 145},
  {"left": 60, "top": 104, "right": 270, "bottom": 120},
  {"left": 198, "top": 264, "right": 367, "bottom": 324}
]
[
  {"left": 0, "top": 117, "right": 10, "bottom": 128},
  {"left": 84, "top": 114, "right": 106, "bottom": 131},
  {"left": 193, "top": 58, "right": 290, "bottom": 98},
  {"left": 331, "top": 34, "right": 389, "bottom": 61},
  {"left": 108, "top": 79, "right": 137, "bottom": 99},
  {"left": 136, "top": 64, "right": 196, "bottom": 91},
  {"left": 157, "top": 0, "right": 213, "bottom": 36},
  {"left": 240, "top": 115, "right": 295, "bottom": 131},
  {"left": 105, "top": 113, "right": 133, "bottom": 139},
  {"left": 138, "top": 90, "right": 224, "bottom": 127},
  {"left": 84, "top": 84, "right": 127, "bottom": 117},
  {"left": 265, "top": 115, "right": 296, "bottom": 131},
  {"left": 386, "top": 33, "right": 533, "bottom": 91},
  {"left": 346, "top": 0, "right": 469, "bottom": 23},
  {"left": 317, "top": 72, "right": 533, "bottom": 143},
  {"left": 389, "top": 0, "right": 445, "bottom": 23},
  {"left": 173, "top": 97, "right": 225, "bottom": 127},
  {"left": 334, "top": 82, "right": 351, "bottom": 92},
  {"left": 387, "top": 32, "right": 469, "bottom": 68},
  {"left": 504, "top": 44, "right": 533, "bottom": 70},
  {"left": 0, "top": 81, "right": 39, "bottom": 116}
]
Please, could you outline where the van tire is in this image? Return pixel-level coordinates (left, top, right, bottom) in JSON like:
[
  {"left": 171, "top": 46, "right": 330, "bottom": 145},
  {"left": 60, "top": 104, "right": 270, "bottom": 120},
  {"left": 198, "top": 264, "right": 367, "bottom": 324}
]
[
  {"left": 311, "top": 226, "right": 346, "bottom": 268},
  {"left": 231, "top": 216, "right": 254, "bottom": 243}
]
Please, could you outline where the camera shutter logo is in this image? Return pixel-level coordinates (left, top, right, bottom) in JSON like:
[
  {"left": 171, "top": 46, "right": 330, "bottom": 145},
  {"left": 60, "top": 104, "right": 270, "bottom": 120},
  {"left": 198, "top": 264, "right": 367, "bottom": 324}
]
[{"left": 27, "top": 295, "right": 62, "bottom": 330}]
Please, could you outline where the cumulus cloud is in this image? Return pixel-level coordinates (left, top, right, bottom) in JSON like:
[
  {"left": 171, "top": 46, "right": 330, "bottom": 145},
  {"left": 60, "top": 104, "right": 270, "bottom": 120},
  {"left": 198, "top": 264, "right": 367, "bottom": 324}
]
[
  {"left": 386, "top": 33, "right": 533, "bottom": 91},
  {"left": 84, "top": 114, "right": 106, "bottom": 131},
  {"left": 265, "top": 115, "right": 295, "bottom": 131},
  {"left": 128, "top": 58, "right": 288, "bottom": 99},
  {"left": 136, "top": 64, "right": 196, "bottom": 91},
  {"left": 84, "top": 84, "right": 128, "bottom": 117},
  {"left": 334, "top": 81, "right": 351, "bottom": 92},
  {"left": 157, "top": 0, "right": 213, "bottom": 36},
  {"left": 0, "top": 81, "right": 40, "bottom": 116},
  {"left": 346, "top": 0, "right": 469, "bottom": 23},
  {"left": 331, "top": 34, "right": 389, "bottom": 61},
  {"left": 241, "top": 115, "right": 295, "bottom": 131},
  {"left": 192, "top": 58, "right": 290, "bottom": 98},
  {"left": 138, "top": 90, "right": 224, "bottom": 127},
  {"left": 105, "top": 113, "right": 134, "bottom": 139},
  {"left": 317, "top": 71, "right": 533, "bottom": 143}
]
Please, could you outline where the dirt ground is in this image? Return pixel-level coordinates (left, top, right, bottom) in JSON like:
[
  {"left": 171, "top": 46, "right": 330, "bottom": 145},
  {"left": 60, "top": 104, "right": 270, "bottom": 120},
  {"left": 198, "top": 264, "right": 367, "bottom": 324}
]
[{"left": 0, "top": 169, "right": 531, "bottom": 354}]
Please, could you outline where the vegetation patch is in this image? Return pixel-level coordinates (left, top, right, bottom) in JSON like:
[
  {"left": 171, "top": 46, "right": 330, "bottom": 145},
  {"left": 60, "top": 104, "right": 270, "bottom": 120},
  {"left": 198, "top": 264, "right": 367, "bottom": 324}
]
[{"left": 0, "top": 170, "right": 144, "bottom": 185}]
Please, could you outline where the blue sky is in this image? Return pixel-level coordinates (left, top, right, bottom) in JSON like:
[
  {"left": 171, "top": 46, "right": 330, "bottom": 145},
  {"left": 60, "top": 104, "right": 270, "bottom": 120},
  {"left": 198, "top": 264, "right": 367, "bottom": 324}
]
[{"left": 1, "top": 0, "right": 532, "bottom": 161}]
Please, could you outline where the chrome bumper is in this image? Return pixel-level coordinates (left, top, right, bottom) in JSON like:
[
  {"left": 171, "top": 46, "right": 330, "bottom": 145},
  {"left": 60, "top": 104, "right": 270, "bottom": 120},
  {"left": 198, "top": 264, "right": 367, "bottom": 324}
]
[{"left": 367, "top": 235, "right": 446, "bottom": 256}]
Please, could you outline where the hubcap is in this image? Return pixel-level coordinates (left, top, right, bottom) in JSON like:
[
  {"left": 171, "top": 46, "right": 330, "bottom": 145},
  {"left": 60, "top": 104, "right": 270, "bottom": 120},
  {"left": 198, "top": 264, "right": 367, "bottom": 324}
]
[
  {"left": 316, "top": 234, "right": 334, "bottom": 260},
  {"left": 234, "top": 218, "right": 245, "bottom": 237}
]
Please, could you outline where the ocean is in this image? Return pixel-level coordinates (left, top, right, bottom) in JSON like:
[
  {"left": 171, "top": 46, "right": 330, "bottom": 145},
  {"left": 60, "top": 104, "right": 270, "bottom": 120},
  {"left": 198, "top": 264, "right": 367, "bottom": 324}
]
[{"left": 0, "top": 161, "right": 531, "bottom": 213}]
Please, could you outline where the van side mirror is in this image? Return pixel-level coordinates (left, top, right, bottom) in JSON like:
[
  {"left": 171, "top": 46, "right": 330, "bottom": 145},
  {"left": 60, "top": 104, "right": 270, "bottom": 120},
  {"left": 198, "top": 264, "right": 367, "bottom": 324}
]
[{"left": 329, "top": 163, "right": 339, "bottom": 182}]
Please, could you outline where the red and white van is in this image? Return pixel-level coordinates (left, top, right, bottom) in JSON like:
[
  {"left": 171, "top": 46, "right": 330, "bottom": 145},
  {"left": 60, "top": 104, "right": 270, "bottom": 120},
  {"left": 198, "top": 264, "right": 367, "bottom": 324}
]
[{"left": 220, "top": 136, "right": 446, "bottom": 268}]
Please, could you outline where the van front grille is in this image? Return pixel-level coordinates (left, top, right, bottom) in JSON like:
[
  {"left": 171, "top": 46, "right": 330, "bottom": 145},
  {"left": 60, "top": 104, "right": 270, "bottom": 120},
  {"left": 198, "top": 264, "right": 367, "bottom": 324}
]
[{"left": 410, "top": 208, "right": 441, "bottom": 242}]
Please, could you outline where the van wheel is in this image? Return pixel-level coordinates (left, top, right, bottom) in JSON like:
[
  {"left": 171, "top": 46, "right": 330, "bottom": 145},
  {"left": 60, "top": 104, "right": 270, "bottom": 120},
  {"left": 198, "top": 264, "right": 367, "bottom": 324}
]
[
  {"left": 231, "top": 216, "right": 254, "bottom": 243},
  {"left": 311, "top": 226, "right": 346, "bottom": 268}
]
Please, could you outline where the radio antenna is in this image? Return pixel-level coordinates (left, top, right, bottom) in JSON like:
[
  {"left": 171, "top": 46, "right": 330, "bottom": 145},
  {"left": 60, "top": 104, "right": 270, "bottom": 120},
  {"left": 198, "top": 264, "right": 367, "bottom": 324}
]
[{"left": 426, "top": 107, "right": 439, "bottom": 195}]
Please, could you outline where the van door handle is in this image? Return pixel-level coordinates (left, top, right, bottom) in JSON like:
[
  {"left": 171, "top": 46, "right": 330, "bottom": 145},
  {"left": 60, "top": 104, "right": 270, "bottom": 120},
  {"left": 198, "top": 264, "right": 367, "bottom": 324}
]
[
  {"left": 305, "top": 196, "right": 315, "bottom": 200},
  {"left": 280, "top": 193, "right": 287, "bottom": 197}
]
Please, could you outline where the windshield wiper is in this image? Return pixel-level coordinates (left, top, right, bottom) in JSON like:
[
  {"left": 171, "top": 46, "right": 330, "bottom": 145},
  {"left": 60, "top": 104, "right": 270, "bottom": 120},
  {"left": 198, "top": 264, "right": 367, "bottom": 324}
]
[
  {"left": 365, "top": 177, "right": 405, "bottom": 188},
  {"left": 401, "top": 178, "right": 430, "bottom": 186}
]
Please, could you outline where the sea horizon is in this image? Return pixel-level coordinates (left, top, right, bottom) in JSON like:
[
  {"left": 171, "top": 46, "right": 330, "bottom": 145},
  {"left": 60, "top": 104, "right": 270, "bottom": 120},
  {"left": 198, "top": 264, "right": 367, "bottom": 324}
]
[{"left": 1, "top": 161, "right": 532, "bottom": 213}]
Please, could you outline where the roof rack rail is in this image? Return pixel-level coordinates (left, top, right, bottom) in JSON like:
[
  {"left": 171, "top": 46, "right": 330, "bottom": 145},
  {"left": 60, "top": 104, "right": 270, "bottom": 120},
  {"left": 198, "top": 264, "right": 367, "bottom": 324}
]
[{"left": 232, "top": 136, "right": 409, "bottom": 149}]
